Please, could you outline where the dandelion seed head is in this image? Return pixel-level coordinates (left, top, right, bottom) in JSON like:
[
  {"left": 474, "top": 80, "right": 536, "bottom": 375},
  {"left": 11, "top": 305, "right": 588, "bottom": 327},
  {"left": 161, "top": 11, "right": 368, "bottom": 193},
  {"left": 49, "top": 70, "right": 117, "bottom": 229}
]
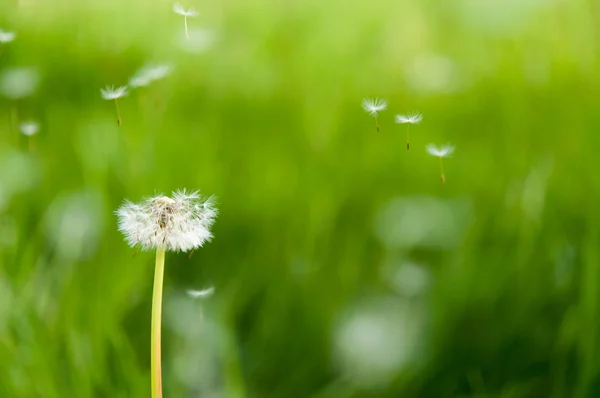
[
  {"left": 395, "top": 112, "right": 423, "bottom": 124},
  {"left": 116, "top": 189, "right": 217, "bottom": 252},
  {"left": 362, "top": 98, "right": 388, "bottom": 116},
  {"left": 173, "top": 2, "right": 199, "bottom": 17},
  {"left": 426, "top": 143, "right": 455, "bottom": 158},
  {"left": 0, "top": 30, "right": 15, "bottom": 43},
  {"left": 100, "top": 85, "right": 128, "bottom": 100},
  {"left": 187, "top": 286, "right": 215, "bottom": 298},
  {"left": 19, "top": 121, "right": 39, "bottom": 136}
]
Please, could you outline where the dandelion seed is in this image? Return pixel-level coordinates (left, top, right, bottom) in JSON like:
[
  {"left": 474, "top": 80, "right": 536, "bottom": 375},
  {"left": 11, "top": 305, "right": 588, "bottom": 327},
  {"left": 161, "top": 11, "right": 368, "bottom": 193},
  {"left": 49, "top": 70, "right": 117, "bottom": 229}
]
[
  {"left": 173, "top": 3, "right": 199, "bottom": 41},
  {"left": 100, "top": 85, "right": 128, "bottom": 126},
  {"left": 0, "top": 30, "right": 15, "bottom": 44},
  {"left": 187, "top": 286, "right": 215, "bottom": 299},
  {"left": 129, "top": 64, "right": 172, "bottom": 88},
  {"left": 426, "top": 143, "right": 455, "bottom": 183},
  {"left": 19, "top": 121, "right": 39, "bottom": 137},
  {"left": 362, "top": 98, "right": 387, "bottom": 132},
  {"left": 395, "top": 112, "right": 423, "bottom": 150},
  {"left": 116, "top": 189, "right": 217, "bottom": 398}
]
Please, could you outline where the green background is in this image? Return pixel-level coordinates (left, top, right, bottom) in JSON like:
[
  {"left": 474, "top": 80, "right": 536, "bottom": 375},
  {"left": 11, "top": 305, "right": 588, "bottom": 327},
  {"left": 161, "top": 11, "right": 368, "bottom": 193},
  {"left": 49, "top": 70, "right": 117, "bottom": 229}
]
[{"left": 0, "top": 0, "right": 598, "bottom": 397}]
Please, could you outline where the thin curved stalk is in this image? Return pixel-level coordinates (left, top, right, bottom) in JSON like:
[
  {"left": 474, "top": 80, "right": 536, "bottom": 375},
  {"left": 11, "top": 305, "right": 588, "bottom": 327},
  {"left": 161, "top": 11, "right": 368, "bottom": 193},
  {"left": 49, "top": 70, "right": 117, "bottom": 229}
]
[{"left": 151, "top": 249, "right": 165, "bottom": 398}]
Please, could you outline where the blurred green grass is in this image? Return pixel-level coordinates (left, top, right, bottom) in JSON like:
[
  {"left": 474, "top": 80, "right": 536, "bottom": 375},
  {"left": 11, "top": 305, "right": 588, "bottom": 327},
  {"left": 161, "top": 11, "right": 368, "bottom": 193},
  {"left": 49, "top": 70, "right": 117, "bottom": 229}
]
[{"left": 0, "top": 0, "right": 599, "bottom": 397}]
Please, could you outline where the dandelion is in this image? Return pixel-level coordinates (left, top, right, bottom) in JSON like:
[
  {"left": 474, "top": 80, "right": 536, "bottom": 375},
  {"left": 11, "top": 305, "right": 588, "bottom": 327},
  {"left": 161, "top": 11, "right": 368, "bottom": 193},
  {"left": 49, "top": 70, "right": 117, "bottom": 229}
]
[
  {"left": 0, "top": 29, "right": 15, "bottom": 44},
  {"left": 100, "top": 85, "right": 128, "bottom": 126},
  {"left": 426, "top": 143, "right": 455, "bottom": 183},
  {"left": 129, "top": 64, "right": 172, "bottom": 88},
  {"left": 173, "top": 3, "right": 199, "bottom": 41},
  {"left": 362, "top": 98, "right": 387, "bottom": 132},
  {"left": 116, "top": 190, "right": 217, "bottom": 398},
  {"left": 395, "top": 112, "right": 423, "bottom": 150}
]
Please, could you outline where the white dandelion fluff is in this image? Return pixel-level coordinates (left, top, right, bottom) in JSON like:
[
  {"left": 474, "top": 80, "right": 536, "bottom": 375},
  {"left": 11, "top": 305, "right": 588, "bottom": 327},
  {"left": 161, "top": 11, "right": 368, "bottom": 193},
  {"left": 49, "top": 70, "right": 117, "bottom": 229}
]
[
  {"left": 187, "top": 286, "right": 215, "bottom": 299},
  {"left": 362, "top": 98, "right": 387, "bottom": 132},
  {"left": 116, "top": 190, "right": 217, "bottom": 252},
  {"left": 395, "top": 112, "right": 423, "bottom": 124},
  {"left": 426, "top": 143, "right": 455, "bottom": 158},
  {"left": 173, "top": 2, "right": 199, "bottom": 17},
  {"left": 100, "top": 85, "right": 128, "bottom": 100},
  {"left": 362, "top": 98, "right": 387, "bottom": 116},
  {"left": 129, "top": 64, "right": 172, "bottom": 88},
  {"left": 19, "top": 121, "right": 39, "bottom": 136},
  {"left": 426, "top": 143, "right": 455, "bottom": 183},
  {"left": 0, "top": 29, "right": 16, "bottom": 43}
]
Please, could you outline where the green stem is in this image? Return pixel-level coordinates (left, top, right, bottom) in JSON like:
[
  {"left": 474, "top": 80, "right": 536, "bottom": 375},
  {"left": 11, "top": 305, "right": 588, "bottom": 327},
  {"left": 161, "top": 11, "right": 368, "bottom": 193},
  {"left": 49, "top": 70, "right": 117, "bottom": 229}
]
[
  {"left": 406, "top": 125, "right": 410, "bottom": 150},
  {"left": 184, "top": 16, "right": 189, "bottom": 40},
  {"left": 151, "top": 249, "right": 165, "bottom": 398},
  {"left": 114, "top": 99, "right": 122, "bottom": 126},
  {"left": 439, "top": 157, "right": 446, "bottom": 183}
]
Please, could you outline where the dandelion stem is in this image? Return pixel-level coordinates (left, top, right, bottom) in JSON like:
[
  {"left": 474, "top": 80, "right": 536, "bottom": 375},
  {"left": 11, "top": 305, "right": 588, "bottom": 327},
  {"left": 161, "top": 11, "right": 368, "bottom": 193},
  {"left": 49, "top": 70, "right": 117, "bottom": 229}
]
[
  {"left": 151, "top": 248, "right": 166, "bottom": 398},
  {"left": 439, "top": 156, "right": 446, "bottom": 184},
  {"left": 184, "top": 16, "right": 189, "bottom": 40},
  {"left": 114, "top": 98, "right": 122, "bottom": 126},
  {"left": 376, "top": 116, "right": 380, "bottom": 132},
  {"left": 406, "top": 125, "right": 410, "bottom": 150}
]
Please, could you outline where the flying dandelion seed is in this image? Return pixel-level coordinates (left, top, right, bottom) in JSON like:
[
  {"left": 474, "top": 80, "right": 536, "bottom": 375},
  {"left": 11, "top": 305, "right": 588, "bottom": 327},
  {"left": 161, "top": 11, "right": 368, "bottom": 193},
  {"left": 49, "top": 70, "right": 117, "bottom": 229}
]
[
  {"left": 362, "top": 98, "right": 387, "bottom": 132},
  {"left": 173, "top": 3, "right": 199, "bottom": 41},
  {"left": 426, "top": 143, "right": 455, "bottom": 183},
  {"left": 395, "top": 112, "right": 423, "bottom": 150},
  {"left": 116, "top": 189, "right": 217, "bottom": 398},
  {"left": 100, "top": 85, "right": 128, "bottom": 126}
]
